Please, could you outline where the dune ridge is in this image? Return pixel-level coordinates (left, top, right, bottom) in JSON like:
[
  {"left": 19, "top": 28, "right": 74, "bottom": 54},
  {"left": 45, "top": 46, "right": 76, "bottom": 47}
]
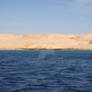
[{"left": 0, "top": 34, "right": 92, "bottom": 50}]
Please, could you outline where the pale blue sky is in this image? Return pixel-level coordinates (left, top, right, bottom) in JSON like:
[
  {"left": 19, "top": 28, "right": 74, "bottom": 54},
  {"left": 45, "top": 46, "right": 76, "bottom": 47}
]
[{"left": 0, "top": 0, "right": 92, "bottom": 34}]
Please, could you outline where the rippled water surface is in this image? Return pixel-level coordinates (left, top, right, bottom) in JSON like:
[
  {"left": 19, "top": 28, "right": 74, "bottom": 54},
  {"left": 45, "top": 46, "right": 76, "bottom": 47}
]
[{"left": 0, "top": 50, "right": 92, "bottom": 92}]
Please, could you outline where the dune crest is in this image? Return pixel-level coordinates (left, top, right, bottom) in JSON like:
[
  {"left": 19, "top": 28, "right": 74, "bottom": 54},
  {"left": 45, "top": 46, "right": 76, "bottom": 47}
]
[{"left": 0, "top": 34, "right": 92, "bottom": 50}]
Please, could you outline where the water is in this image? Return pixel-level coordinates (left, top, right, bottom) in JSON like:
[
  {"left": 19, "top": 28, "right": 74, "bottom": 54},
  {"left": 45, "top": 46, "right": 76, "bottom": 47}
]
[{"left": 0, "top": 50, "right": 92, "bottom": 92}]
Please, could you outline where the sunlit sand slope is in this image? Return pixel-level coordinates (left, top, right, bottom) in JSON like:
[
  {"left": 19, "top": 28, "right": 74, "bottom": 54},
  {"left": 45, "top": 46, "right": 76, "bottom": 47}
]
[{"left": 0, "top": 34, "right": 92, "bottom": 50}]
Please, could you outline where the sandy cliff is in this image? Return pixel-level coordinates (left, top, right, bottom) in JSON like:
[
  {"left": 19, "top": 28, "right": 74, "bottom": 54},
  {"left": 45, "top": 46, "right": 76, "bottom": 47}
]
[{"left": 0, "top": 34, "right": 92, "bottom": 50}]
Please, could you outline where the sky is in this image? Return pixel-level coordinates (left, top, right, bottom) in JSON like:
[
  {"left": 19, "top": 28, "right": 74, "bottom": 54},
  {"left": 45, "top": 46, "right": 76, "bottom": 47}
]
[{"left": 0, "top": 0, "right": 92, "bottom": 34}]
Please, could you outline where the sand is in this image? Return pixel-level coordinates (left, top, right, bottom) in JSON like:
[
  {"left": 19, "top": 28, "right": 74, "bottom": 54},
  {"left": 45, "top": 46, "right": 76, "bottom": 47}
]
[{"left": 0, "top": 34, "right": 92, "bottom": 50}]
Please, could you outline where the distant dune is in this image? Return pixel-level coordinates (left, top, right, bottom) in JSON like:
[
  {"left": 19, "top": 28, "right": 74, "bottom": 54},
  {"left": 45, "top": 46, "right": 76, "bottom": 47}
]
[{"left": 0, "top": 34, "right": 92, "bottom": 50}]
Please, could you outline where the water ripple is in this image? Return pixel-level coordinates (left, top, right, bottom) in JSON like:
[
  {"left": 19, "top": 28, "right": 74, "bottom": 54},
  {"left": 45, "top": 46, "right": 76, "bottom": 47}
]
[{"left": 0, "top": 50, "right": 92, "bottom": 92}]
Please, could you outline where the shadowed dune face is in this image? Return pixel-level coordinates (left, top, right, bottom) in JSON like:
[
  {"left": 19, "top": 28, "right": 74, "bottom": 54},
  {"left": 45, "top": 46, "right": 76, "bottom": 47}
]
[
  {"left": 89, "top": 40, "right": 92, "bottom": 44},
  {"left": 0, "top": 34, "right": 92, "bottom": 50}
]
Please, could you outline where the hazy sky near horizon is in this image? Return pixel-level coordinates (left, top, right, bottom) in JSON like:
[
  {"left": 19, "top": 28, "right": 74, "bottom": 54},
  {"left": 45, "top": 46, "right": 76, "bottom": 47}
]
[{"left": 0, "top": 0, "right": 92, "bottom": 34}]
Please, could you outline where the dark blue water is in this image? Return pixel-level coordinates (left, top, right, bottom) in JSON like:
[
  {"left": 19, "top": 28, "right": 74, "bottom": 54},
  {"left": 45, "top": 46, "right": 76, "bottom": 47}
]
[{"left": 0, "top": 50, "right": 92, "bottom": 92}]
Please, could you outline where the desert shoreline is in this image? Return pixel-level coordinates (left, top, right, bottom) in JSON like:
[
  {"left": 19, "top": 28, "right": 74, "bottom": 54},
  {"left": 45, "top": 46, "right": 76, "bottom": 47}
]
[
  {"left": 0, "top": 34, "right": 92, "bottom": 50},
  {"left": 0, "top": 48, "right": 92, "bottom": 50}
]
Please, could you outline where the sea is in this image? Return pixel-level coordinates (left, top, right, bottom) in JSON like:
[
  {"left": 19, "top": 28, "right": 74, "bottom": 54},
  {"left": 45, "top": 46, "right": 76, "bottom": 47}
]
[{"left": 0, "top": 50, "right": 92, "bottom": 92}]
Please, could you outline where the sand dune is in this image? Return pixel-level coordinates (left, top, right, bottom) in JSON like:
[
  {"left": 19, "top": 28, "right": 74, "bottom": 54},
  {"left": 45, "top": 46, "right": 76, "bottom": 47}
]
[{"left": 0, "top": 34, "right": 92, "bottom": 50}]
